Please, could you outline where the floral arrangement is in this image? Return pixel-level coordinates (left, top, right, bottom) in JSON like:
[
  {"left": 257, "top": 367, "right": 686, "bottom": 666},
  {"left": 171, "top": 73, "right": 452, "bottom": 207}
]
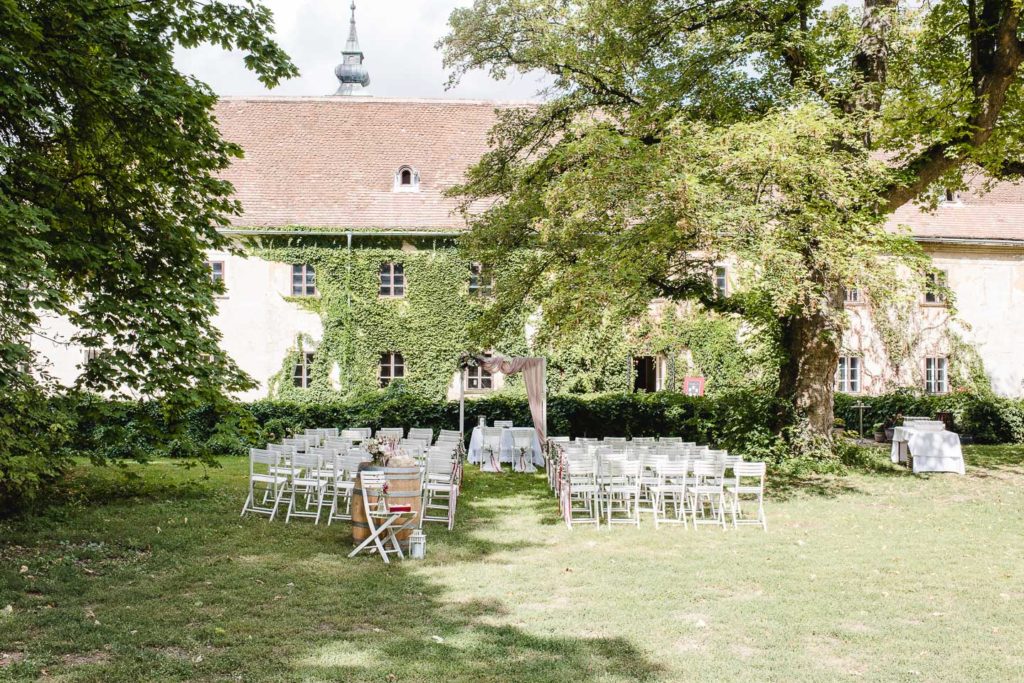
[
  {"left": 456, "top": 352, "right": 483, "bottom": 371},
  {"left": 365, "top": 436, "right": 400, "bottom": 467},
  {"left": 375, "top": 481, "right": 390, "bottom": 512}
]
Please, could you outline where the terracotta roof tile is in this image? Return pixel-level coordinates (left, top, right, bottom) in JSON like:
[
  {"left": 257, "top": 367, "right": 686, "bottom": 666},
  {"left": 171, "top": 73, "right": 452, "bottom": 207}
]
[
  {"left": 215, "top": 96, "right": 1024, "bottom": 242},
  {"left": 213, "top": 96, "right": 522, "bottom": 231},
  {"left": 885, "top": 177, "right": 1024, "bottom": 243}
]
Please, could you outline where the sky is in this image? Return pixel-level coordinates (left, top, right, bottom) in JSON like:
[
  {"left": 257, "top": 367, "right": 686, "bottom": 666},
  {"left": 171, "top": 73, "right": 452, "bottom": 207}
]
[{"left": 174, "top": 0, "right": 546, "bottom": 100}]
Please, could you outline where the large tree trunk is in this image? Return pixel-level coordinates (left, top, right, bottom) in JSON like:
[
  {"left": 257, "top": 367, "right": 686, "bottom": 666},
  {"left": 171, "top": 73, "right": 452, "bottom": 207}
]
[
  {"left": 775, "top": 277, "right": 845, "bottom": 445},
  {"left": 776, "top": 313, "right": 840, "bottom": 440}
]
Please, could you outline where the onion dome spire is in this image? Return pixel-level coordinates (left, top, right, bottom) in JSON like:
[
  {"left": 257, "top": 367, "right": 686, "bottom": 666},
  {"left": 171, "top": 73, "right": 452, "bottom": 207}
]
[{"left": 334, "top": 1, "right": 370, "bottom": 95}]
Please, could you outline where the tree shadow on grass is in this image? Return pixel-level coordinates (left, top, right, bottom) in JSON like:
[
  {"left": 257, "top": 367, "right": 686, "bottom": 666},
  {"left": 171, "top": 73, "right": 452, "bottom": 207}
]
[
  {"left": 963, "top": 445, "right": 1024, "bottom": 478},
  {"left": 289, "top": 564, "right": 662, "bottom": 683}
]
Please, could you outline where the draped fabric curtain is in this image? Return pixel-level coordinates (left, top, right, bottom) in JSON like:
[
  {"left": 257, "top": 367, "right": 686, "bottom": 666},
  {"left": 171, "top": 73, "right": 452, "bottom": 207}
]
[{"left": 478, "top": 355, "right": 547, "bottom": 443}]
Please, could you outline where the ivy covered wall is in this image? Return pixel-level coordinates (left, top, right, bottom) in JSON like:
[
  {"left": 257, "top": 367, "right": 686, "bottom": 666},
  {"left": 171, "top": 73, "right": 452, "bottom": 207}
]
[{"left": 242, "top": 234, "right": 766, "bottom": 402}]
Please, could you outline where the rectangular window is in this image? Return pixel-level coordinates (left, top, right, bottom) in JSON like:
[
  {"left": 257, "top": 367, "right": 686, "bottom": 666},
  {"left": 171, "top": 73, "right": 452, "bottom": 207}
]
[
  {"left": 468, "top": 263, "right": 494, "bottom": 296},
  {"left": 925, "top": 357, "right": 948, "bottom": 394},
  {"left": 379, "top": 352, "right": 405, "bottom": 388},
  {"left": 291, "top": 264, "right": 316, "bottom": 297},
  {"left": 293, "top": 352, "right": 314, "bottom": 388},
  {"left": 465, "top": 355, "right": 493, "bottom": 391},
  {"left": 206, "top": 261, "right": 226, "bottom": 296},
  {"left": 924, "top": 271, "right": 947, "bottom": 304},
  {"left": 836, "top": 356, "right": 861, "bottom": 393},
  {"left": 714, "top": 267, "right": 727, "bottom": 297},
  {"left": 379, "top": 263, "right": 405, "bottom": 297},
  {"left": 634, "top": 356, "right": 657, "bottom": 393},
  {"left": 844, "top": 287, "right": 861, "bottom": 304},
  {"left": 82, "top": 348, "right": 102, "bottom": 365}
]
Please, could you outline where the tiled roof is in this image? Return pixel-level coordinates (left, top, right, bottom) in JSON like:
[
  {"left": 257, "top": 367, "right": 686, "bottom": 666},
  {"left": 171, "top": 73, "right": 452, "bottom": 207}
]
[
  {"left": 215, "top": 96, "right": 1024, "bottom": 242},
  {"left": 886, "top": 178, "right": 1024, "bottom": 243},
  {"left": 214, "top": 96, "right": 524, "bottom": 231}
]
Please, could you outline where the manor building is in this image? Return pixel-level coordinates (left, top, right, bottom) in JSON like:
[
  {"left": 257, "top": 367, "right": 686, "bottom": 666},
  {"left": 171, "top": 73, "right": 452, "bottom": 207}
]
[{"left": 33, "top": 5, "right": 1024, "bottom": 401}]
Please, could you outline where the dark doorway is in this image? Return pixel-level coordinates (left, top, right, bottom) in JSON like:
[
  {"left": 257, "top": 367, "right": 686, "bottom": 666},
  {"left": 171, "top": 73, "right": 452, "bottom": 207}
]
[{"left": 634, "top": 356, "right": 657, "bottom": 393}]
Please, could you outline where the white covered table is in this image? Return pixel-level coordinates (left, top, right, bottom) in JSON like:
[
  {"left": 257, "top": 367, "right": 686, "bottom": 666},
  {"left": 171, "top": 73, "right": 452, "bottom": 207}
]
[
  {"left": 468, "top": 426, "right": 544, "bottom": 472},
  {"left": 891, "top": 421, "right": 965, "bottom": 475}
]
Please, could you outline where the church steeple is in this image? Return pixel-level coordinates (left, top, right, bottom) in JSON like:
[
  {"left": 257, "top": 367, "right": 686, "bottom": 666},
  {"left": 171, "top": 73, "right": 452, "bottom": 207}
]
[{"left": 334, "top": 1, "right": 370, "bottom": 96}]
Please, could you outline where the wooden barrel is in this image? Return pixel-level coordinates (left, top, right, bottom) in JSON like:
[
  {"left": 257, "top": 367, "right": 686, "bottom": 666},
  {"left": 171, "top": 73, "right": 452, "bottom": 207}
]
[{"left": 351, "top": 465, "right": 422, "bottom": 548}]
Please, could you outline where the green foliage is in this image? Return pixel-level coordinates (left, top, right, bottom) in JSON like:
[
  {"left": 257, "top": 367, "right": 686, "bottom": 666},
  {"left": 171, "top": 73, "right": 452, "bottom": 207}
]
[
  {"left": 254, "top": 238, "right": 529, "bottom": 401},
  {"left": 0, "top": 0, "right": 297, "bottom": 508},
  {"left": 252, "top": 238, "right": 769, "bottom": 401},
  {"left": 0, "top": 386, "right": 73, "bottom": 513},
  {"left": 834, "top": 391, "right": 1024, "bottom": 444},
  {"left": 441, "top": 0, "right": 1024, "bottom": 443}
]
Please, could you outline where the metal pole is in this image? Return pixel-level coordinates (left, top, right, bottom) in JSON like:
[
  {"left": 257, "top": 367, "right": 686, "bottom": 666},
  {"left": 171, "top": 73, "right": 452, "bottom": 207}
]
[
  {"left": 541, "top": 358, "right": 547, "bottom": 443},
  {"left": 459, "top": 367, "right": 465, "bottom": 439}
]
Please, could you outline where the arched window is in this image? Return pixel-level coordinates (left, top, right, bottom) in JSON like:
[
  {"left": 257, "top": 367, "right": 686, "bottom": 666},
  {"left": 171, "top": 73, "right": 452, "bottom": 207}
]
[{"left": 394, "top": 166, "right": 419, "bottom": 192}]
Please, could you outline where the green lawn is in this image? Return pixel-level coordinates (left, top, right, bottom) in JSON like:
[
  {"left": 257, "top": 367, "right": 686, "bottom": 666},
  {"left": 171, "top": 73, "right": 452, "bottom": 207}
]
[{"left": 1, "top": 447, "right": 1023, "bottom": 682}]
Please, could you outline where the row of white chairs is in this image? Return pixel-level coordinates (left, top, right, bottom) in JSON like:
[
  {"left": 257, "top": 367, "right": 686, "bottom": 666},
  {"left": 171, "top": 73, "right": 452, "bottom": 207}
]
[
  {"left": 547, "top": 439, "right": 767, "bottom": 531},
  {"left": 241, "top": 428, "right": 463, "bottom": 531},
  {"left": 299, "top": 427, "right": 462, "bottom": 446}
]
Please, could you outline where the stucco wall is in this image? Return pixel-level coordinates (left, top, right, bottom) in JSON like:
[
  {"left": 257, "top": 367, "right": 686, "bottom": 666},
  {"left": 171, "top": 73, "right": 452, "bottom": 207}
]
[
  {"left": 30, "top": 242, "right": 1024, "bottom": 400},
  {"left": 206, "top": 249, "right": 323, "bottom": 401},
  {"left": 842, "top": 244, "right": 1024, "bottom": 397}
]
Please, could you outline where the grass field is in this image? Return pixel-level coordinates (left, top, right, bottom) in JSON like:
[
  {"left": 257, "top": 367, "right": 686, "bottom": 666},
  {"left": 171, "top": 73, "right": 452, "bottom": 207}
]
[{"left": 1, "top": 446, "right": 1023, "bottom": 682}]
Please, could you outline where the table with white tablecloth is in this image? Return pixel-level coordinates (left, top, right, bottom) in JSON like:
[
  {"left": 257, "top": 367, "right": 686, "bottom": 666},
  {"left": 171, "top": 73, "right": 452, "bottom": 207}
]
[
  {"left": 891, "top": 421, "right": 965, "bottom": 475},
  {"left": 468, "top": 426, "right": 544, "bottom": 471}
]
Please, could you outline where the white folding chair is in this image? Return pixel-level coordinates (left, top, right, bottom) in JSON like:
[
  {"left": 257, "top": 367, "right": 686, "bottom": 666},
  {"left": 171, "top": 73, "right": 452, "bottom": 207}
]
[
  {"left": 562, "top": 458, "right": 600, "bottom": 529},
  {"left": 341, "top": 428, "right": 368, "bottom": 443},
  {"left": 284, "top": 452, "right": 328, "bottom": 524},
  {"left": 438, "top": 429, "right": 461, "bottom": 440},
  {"left": 689, "top": 460, "right": 726, "bottom": 529},
  {"left": 651, "top": 461, "right": 689, "bottom": 529},
  {"left": 422, "top": 457, "right": 458, "bottom": 530},
  {"left": 493, "top": 420, "right": 514, "bottom": 428},
  {"left": 408, "top": 427, "right": 434, "bottom": 444},
  {"left": 240, "top": 449, "right": 287, "bottom": 520},
  {"left": 510, "top": 430, "right": 536, "bottom": 473},
  {"left": 479, "top": 427, "right": 504, "bottom": 472},
  {"left": 727, "top": 462, "right": 767, "bottom": 530},
  {"left": 604, "top": 460, "right": 642, "bottom": 527},
  {"left": 376, "top": 427, "right": 405, "bottom": 440},
  {"left": 348, "top": 471, "right": 415, "bottom": 564},
  {"left": 658, "top": 436, "right": 682, "bottom": 444},
  {"left": 283, "top": 436, "right": 312, "bottom": 453},
  {"left": 326, "top": 455, "right": 362, "bottom": 524}
]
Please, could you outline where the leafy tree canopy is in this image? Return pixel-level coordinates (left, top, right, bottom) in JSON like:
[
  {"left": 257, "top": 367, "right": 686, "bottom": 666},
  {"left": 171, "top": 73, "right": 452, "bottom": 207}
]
[
  {"left": 441, "top": 0, "right": 1024, "bottom": 442},
  {"left": 0, "top": 0, "right": 296, "bottom": 502}
]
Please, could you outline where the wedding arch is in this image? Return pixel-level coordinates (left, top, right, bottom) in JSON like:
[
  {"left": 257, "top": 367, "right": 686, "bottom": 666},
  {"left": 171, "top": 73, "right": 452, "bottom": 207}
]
[{"left": 458, "top": 354, "right": 547, "bottom": 444}]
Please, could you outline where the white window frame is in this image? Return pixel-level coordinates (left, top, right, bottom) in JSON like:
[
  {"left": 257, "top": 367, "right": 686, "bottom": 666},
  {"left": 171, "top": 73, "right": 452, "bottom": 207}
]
[
  {"left": 925, "top": 357, "right": 948, "bottom": 394},
  {"left": 468, "top": 263, "right": 494, "bottom": 297},
  {"left": 206, "top": 260, "right": 226, "bottom": 297},
  {"left": 464, "top": 355, "right": 494, "bottom": 392},
  {"left": 293, "top": 352, "right": 314, "bottom": 388},
  {"left": 82, "top": 347, "right": 102, "bottom": 365},
  {"left": 291, "top": 264, "right": 316, "bottom": 297},
  {"left": 836, "top": 356, "right": 861, "bottom": 393},
  {"left": 844, "top": 287, "right": 861, "bottom": 304},
  {"left": 379, "top": 262, "right": 405, "bottom": 298},
  {"left": 714, "top": 266, "right": 728, "bottom": 297},
  {"left": 379, "top": 352, "right": 405, "bottom": 387},
  {"left": 394, "top": 166, "right": 420, "bottom": 193},
  {"left": 924, "top": 271, "right": 947, "bottom": 305}
]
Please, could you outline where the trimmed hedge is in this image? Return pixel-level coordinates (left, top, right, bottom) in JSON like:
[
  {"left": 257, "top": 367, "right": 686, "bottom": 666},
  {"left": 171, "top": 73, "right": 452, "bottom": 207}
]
[
  {"left": 57, "top": 388, "right": 1024, "bottom": 469},
  {"left": 833, "top": 390, "right": 1024, "bottom": 444}
]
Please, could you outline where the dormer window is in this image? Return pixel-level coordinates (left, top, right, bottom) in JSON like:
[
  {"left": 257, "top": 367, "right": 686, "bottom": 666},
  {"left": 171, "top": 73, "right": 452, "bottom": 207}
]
[
  {"left": 941, "top": 188, "right": 961, "bottom": 204},
  {"left": 394, "top": 166, "right": 420, "bottom": 192}
]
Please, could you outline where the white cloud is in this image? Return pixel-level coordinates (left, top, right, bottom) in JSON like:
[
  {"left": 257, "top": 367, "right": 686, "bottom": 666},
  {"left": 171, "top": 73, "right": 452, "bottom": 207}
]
[{"left": 174, "top": 0, "right": 546, "bottom": 100}]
